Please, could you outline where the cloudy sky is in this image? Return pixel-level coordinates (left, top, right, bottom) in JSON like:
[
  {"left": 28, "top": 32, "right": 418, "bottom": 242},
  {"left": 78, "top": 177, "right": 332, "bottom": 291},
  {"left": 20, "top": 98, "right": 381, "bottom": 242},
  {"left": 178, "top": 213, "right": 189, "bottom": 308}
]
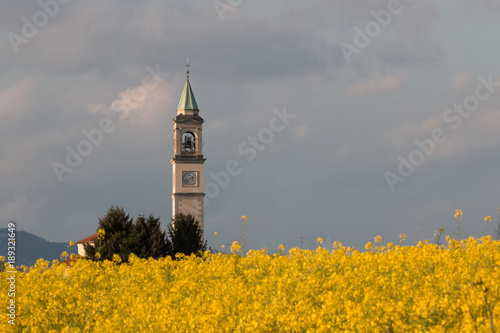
[{"left": 1, "top": 0, "right": 500, "bottom": 251}]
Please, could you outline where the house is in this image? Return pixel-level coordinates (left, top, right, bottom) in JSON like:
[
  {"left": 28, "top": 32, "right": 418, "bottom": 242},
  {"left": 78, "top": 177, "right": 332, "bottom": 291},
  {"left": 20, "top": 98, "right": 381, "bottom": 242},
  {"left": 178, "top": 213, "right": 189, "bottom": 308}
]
[{"left": 76, "top": 233, "right": 97, "bottom": 257}]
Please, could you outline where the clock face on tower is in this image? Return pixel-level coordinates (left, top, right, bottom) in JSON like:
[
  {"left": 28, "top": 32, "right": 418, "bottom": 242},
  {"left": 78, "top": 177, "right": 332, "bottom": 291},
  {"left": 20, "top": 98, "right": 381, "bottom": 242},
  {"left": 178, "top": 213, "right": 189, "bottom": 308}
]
[{"left": 183, "top": 171, "right": 196, "bottom": 186}]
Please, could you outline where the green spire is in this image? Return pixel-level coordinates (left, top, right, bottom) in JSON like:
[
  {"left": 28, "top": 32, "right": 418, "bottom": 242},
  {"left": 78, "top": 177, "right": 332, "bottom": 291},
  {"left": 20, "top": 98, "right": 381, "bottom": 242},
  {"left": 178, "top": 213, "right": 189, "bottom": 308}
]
[{"left": 177, "top": 59, "right": 199, "bottom": 111}]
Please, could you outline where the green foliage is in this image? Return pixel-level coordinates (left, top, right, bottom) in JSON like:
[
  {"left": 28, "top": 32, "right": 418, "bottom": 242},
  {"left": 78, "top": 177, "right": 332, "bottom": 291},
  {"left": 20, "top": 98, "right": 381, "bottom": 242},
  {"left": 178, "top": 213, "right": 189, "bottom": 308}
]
[
  {"left": 131, "top": 214, "right": 171, "bottom": 259},
  {"left": 84, "top": 205, "right": 134, "bottom": 262},
  {"left": 169, "top": 213, "right": 206, "bottom": 257},
  {"left": 85, "top": 207, "right": 206, "bottom": 262},
  {"left": 84, "top": 206, "right": 170, "bottom": 262}
]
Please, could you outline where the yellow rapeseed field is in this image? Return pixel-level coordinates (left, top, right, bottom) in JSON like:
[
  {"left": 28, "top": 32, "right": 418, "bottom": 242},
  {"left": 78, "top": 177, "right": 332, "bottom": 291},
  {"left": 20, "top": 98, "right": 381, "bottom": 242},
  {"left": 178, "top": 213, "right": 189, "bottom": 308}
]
[{"left": 1, "top": 236, "right": 499, "bottom": 332}]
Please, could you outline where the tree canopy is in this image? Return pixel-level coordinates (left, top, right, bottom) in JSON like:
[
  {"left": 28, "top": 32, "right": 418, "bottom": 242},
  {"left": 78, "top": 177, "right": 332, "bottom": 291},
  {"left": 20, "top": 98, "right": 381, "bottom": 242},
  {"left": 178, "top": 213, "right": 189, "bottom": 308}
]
[
  {"left": 84, "top": 206, "right": 205, "bottom": 262},
  {"left": 84, "top": 205, "right": 134, "bottom": 262},
  {"left": 169, "top": 213, "right": 206, "bottom": 256}
]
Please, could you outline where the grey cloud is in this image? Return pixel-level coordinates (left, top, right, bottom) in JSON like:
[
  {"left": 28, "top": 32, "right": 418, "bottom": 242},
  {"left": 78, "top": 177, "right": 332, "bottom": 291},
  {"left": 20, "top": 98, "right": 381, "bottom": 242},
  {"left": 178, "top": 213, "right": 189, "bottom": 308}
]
[{"left": 1, "top": 1, "right": 500, "bottom": 251}]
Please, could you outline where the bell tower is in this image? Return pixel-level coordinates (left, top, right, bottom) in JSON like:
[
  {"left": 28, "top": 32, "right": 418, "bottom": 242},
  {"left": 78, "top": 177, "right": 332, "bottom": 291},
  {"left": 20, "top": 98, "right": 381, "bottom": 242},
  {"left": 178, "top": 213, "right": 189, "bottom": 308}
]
[{"left": 171, "top": 60, "right": 205, "bottom": 231}]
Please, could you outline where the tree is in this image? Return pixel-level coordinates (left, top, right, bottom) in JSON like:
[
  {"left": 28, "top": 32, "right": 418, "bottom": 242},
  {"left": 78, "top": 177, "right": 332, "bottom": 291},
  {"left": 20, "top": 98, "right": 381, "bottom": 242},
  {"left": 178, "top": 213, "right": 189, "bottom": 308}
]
[
  {"left": 85, "top": 206, "right": 205, "bottom": 262},
  {"left": 168, "top": 213, "right": 206, "bottom": 257},
  {"left": 84, "top": 206, "right": 171, "bottom": 262},
  {"left": 131, "top": 214, "right": 171, "bottom": 259},
  {"left": 84, "top": 205, "right": 134, "bottom": 262}
]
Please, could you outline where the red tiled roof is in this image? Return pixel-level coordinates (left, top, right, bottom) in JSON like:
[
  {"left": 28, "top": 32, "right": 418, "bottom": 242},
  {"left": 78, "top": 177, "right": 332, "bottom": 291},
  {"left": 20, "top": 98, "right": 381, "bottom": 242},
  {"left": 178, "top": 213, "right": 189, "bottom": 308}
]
[
  {"left": 59, "top": 255, "right": 82, "bottom": 267},
  {"left": 76, "top": 233, "right": 97, "bottom": 244}
]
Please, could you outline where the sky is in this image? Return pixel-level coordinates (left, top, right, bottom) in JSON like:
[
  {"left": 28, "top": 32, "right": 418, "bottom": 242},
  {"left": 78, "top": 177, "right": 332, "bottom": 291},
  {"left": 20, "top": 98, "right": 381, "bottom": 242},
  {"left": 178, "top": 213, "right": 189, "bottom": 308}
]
[{"left": 1, "top": 0, "right": 500, "bottom": 251}]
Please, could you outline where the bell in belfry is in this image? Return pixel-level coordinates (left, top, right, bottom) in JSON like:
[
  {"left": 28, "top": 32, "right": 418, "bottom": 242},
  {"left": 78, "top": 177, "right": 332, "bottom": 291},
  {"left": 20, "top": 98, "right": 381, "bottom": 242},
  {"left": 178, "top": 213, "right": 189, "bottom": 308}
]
[{"left": 185, "top": 135, "right": 193, "bottom": 150}]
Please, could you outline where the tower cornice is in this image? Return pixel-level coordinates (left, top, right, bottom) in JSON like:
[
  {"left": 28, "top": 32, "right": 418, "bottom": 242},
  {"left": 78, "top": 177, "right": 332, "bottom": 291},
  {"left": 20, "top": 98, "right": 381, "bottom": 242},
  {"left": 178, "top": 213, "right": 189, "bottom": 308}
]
[
  {"left": 173, "top": 114, "right": 204, "bottom": 124},
  {"left": 170, "top": 156, "right": 206, "bottom": 164}
]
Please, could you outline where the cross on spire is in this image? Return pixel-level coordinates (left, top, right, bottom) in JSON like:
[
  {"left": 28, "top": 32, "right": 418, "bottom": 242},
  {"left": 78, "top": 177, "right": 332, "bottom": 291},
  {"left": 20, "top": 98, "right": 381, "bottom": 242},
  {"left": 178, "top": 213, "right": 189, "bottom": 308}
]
[{"left": 186, "top": 57, "right": 190, "bottom": 80}]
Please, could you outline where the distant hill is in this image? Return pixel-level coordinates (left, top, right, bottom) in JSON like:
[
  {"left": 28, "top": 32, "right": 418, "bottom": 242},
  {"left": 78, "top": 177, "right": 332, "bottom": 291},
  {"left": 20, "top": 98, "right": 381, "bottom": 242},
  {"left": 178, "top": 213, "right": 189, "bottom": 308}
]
[{"left": 0, "top": 228, "right": 75, "bottom": 267}]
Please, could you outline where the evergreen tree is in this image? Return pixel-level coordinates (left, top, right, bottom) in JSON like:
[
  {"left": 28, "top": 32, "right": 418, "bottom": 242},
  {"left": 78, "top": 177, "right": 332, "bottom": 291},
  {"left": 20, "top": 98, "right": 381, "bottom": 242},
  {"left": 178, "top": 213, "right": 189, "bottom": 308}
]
[
  {"left": 168, "top": 213, "right": 206, "bottom": 257},
  {"left": 84, "top": 206, "right": 206, "bottom": 262},
  {"left": 131, "top": 214, "right": 171, "bottom": 259},
  {"left": 84, "top": 205, "right": 134, "bottom": 262}
]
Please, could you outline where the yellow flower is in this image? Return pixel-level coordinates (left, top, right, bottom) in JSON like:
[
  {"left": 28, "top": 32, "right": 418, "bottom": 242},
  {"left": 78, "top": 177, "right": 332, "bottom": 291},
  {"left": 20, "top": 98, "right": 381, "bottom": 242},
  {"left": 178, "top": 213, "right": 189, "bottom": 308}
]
[
  {"left": 316, "top": 237, "right": 323, "bottom": 244},
  {"left": 231, "top": 241, "right": 241, "bottom": 254},
  {"left": 68, "top": 241, "right": 75, "bottom": 246},
  {"left": 374, "top": 235, "right": 383, "bottom": 244},
  {"left": 7, "top": 226, "right": 500, "bottom": 332},
  {"left": 97, "top": 228, "right": 105, "bottom": 240},
  {"left": 214, "top": 232, "right": 218, "bottom": 236},
  {"left": 241, "top": 215, "right": 248, "bottom": 221},
  {"left": 484, "top": 216, "right": 491, "bottom": 222},
  {"left": 454, "top": 209, "right": 463, "bottom": 219}
]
